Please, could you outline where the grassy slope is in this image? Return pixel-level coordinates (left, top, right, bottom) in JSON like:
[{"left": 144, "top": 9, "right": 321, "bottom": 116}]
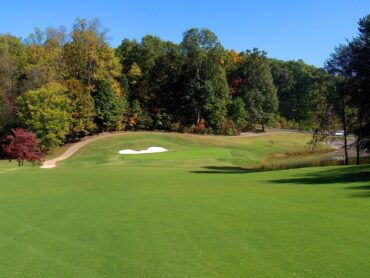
[
  {"left": 60, "top": 132, "right": 320, "bottom": 168},
  {"left": 0, "top": 132, "right": 369, "bottom": 277},
  {"left": 43, "top": 143, "right": 73, "bottom": 160}
]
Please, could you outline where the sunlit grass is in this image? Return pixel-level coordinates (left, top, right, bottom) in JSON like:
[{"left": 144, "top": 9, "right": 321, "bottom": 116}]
[{"left": 0, "top": 132, "right": 369, "bottom": 277}]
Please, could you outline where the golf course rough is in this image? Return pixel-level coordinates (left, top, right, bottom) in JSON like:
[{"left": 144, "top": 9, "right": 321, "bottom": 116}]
[{"left": 0, "top": 132, "right": 369, "bottom": 277}]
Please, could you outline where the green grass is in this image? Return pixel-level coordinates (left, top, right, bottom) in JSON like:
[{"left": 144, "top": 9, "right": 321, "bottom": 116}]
[
  {"left": 43, "top": 142, "right": 74, "bottom": 160},
  {"left": 0, "top": 132, "right": 369, "bottom": 277}
]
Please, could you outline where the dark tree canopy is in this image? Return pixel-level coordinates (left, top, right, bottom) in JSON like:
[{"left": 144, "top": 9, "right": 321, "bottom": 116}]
[{"left": 0, "top": 14, "right": 369, "bottom": 158}]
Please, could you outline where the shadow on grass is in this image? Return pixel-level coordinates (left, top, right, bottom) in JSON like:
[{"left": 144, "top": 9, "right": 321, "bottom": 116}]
[
  {"left": 190, "top": 166, "right": 261, "bottom": 174},
  {"left": 269, "top": 164, "right": 370, "bottom": 198},
  {"left": 345, "top": 185, "right": 370, "bottom": 198}
]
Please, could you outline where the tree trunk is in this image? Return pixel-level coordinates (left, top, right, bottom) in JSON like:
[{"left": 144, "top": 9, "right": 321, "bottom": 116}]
[
  {"left": 356, "top": 113, "right": 363, "bottom": 165},
  {"left": 356, "top": 136, "right": 361, "bottom": 165},
  {"left": 343, "top": 130, "right": 349, "bottom": 165},
  {"left": 341, "top": 96, "right": 349, "bottom": 165}
]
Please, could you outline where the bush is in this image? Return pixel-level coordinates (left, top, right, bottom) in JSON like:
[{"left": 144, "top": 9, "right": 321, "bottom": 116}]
[
  {"left": 220, "top": 120, "right": 240, "bottom": 135},
  {"left": 181, "top": 125, "right": 194, "bottom": 134},
  {"left": 152, "top": 111, "right": 173, "bottom": 130},
  {"left": 136, "top": 110, "right": 153, "bottom": 130},
  {"left": 170, "top": 122, "right": 182, "bottom": 132},
  {"left": 194, "top": 119, "right": 206, "bottom": 134},
  {"left": 278, "top": 117, "right": 315, "bottom": 131}
]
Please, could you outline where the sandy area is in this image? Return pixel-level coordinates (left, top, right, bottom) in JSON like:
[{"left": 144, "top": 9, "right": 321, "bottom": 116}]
[
  {"left": 118, "top": 147, "right": 168, "bottom": 154},
  {"left": 41, "top": 130, "right": 345, "bottom": 169}
]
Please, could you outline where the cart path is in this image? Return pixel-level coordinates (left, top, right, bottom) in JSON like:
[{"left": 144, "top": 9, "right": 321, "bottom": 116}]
[
  {"left": 40, "top": 130, "right": 325, "bottom": 169},
  {"left": 41, "top": 132, "right": 126, "bottom": 168}
]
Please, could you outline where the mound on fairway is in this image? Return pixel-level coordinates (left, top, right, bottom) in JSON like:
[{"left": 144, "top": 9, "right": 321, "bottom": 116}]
[{"left": 0, "top": 132, "right": 369, "bottom": 277}]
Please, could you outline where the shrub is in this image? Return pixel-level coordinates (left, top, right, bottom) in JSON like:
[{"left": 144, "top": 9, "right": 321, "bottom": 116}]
[{"left": 194, "top": 119, "right": 206, "bottom": 134}]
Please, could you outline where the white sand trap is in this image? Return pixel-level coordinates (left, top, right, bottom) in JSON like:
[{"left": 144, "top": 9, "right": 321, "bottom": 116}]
[
  {"left": 40, "top": 164, "right": 56, "bottom": 169},
  {"left": 118, "top": 146, "right": 168, "bottom": 155}
]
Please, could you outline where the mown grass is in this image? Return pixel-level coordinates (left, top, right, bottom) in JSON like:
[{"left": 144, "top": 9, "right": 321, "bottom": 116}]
[
  {"left": 0, "top": 132, "right": 369, "bottom": 277},
  {"left": 43, "top": 142, "right": 73, "bottom": 160},
  {"left": 61, "top": 132, "right": 322, "bottom": 168}
]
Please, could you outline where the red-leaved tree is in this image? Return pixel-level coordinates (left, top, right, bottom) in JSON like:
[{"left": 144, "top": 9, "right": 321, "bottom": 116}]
[
  {"left": 2, "top": 128, "right": 43, "bottom": 166},
  {"left": 194, "top": 119, "right": 206, "bottom": 134}
]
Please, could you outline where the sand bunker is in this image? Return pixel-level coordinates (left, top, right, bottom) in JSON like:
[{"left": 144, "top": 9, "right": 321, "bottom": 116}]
[{"left": 118, "top": 146, "right": 168, "bottom": 155}]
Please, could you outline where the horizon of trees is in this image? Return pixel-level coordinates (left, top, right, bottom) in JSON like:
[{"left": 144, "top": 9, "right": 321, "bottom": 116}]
[{"left": 0, "top": 15, "right": 369, "bottom": 164}]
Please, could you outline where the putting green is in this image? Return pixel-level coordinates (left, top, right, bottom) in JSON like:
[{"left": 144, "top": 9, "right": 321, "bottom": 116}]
[{"left": 0, "top": 132, "right": 369, "bottom": 277}]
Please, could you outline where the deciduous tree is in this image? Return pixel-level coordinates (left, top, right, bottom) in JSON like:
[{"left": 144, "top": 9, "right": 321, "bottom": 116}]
[
  {"left": 0, "top": 35, "right": 26, "bottom": 133},
  {"left": 16, "top": 83, "right": 72, "bottom": 150},
  {"left": 239, "top": 49, "right": 278, "bottom": 131},
  {"left": 93, "top": 79, "right": 126, "bottom": 131},
  {"left": 65, "top": 79, "right": 96, "bottom": 138},
  {"left": 63, "top": 18, "right": 122, "bottom": 94},
  {"left": 2, "top": 128, "right": 42, "bottom": 166}
]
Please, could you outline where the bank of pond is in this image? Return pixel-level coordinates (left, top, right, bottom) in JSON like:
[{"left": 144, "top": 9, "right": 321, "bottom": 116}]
[{"left": 257, "top": 150, "right": 370, "bottom": 171}]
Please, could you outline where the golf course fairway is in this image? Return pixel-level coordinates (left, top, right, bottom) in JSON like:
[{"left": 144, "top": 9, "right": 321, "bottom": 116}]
[{"left": 0, "top": 132, "right": 369, "bottom": 277}]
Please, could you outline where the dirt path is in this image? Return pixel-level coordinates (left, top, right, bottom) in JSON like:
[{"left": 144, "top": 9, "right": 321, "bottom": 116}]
[
  {"left": 42, "top": 131, "right": 294, "bottom": 169},
  {"left": 40, "top": 130, "right": 328, "bottom": 169},
  {"left": 41, "top": 132, "right": 126, "bottom": 169}
]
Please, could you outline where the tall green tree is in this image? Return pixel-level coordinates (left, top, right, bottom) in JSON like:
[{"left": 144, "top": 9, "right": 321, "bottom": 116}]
[
  {"left": 0, "top": 35, "right": 26, "bottom": 134},
  {"left": 63, "top": 18, "right": 122, "bottom": 94},
  {"left": 117, "top": 36, "right": 169, "bottom": 129},
  {"left": 349, "top": 14, "right": 370, "bottom": 163},
  {"left": 93, "top": 79, "right": 126, "bottom": 131},
  {"left": 23, "top": 27, "right": 66, "bottom": 92},
  {"left": 65, "top": 79, "right": 96, "bottom": 138},
  {"left": 16, "top": 83, "right": 72, "bottom": 150},
  {"left": 229, "top": 97, "right": 248, "bottom": 130},
  {"left": 269, "top": 59, "right": 323, "bottom": 129},
  {"left": 239, "top": 49, "right": 278, "bottom": 131},
  {"left": 325, "top": 45, "right": 354, "bottom": 165},
  {"left": 180, "top": 28, "right": 231, "bottom": 132}
]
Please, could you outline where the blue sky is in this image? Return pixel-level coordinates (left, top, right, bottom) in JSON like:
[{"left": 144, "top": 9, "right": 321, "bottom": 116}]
[{"left": 1, "top": 0, "right": 369, "bottom": 67}]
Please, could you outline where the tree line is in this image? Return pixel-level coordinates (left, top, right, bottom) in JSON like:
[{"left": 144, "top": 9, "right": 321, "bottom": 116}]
[
  {"left": 313, "top": 14, "right": 370, "bottom": 164},
  {"left": 0, "top": 15, "right": 369, "bottom": 163}
]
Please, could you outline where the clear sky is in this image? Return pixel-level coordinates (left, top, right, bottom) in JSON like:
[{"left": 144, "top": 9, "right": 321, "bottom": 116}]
[{"left": 1, "top": 0, "right": 369, "bottom": 67}]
